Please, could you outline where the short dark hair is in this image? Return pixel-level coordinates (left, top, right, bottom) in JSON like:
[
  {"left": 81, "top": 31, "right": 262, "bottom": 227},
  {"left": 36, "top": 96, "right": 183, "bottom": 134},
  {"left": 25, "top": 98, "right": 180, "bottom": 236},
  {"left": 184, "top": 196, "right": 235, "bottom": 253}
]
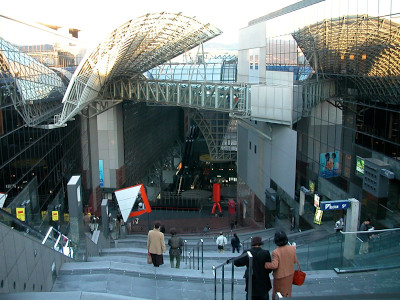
[
  {"left": 154, "top": 222, "right": 161, "bottom": 229},
  {"left": 274, "top": 230, "right": 288, "bottom": 246},
  {"left": 170, "top": 228, "right": 177, "bottom": 235}
]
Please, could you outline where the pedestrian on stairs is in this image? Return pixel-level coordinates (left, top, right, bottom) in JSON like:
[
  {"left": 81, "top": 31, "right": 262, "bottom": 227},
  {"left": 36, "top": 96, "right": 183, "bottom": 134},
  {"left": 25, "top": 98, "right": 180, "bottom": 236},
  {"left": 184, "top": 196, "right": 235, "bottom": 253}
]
[
  {"left": 168, "top": 228, "right": 184, "bottom": 268},
  {"left": 216, "top": 232, "right": 227, "bottom": 253},
  {"left": 147, "top": 221, "right": 166, "bottom": 267}
]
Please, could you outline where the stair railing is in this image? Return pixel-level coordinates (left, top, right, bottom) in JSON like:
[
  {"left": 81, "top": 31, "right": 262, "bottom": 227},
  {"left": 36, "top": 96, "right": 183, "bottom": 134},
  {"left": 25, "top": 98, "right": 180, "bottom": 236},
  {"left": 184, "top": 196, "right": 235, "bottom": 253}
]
[
  {"left": 196, "top": 238, "right": 204, "bottom": 273},
  {"left": 212, "top": 250, "right": 253, "bottom": 300}
]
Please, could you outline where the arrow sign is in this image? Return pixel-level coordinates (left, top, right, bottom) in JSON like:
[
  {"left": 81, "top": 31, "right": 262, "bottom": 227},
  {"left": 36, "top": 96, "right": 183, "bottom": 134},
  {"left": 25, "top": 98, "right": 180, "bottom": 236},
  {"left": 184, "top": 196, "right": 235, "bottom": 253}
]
[{"left": 320, "top": 200, "right": 350, "bottom": 211}]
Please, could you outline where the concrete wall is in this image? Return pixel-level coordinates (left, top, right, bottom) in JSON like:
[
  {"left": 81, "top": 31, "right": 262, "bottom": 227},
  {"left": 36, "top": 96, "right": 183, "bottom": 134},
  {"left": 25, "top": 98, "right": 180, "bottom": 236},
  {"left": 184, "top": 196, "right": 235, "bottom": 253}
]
[
  {"left": 0, "top": 222, "right": 72, "bottom": 293},
  {"left": 238, "top": 120, "right": 297, "bottom": 204}
]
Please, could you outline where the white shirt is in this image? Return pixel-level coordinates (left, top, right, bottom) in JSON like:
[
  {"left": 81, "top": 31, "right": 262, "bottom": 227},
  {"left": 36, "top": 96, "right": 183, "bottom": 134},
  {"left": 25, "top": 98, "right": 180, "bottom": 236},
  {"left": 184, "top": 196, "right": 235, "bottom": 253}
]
[{"left": 216, "top": 235, "right": 227, "bottom": 246}]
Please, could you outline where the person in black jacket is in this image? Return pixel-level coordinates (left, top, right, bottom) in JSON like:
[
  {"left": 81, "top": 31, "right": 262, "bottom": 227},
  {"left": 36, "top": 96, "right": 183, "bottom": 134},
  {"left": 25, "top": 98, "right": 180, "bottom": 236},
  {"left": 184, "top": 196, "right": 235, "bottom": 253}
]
[
  {"left": 231, "top": 233, "right": 241, "bottom": 253},
  {"left": 234, "top": 236, "right": 272, "bottom": 300}
]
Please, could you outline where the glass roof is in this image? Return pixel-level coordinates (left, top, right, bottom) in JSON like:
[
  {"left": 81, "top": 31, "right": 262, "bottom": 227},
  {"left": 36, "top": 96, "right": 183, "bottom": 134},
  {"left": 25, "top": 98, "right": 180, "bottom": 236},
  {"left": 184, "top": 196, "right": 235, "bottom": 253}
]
[
  {"left": 292, "top": 15, "right": 400, "bottom": 103},
  {"left": 57, "top": 12, "right": 222, "bottom": 126},
  {"left": 0, "top": 37, "right": 66, "bottom": 125}
]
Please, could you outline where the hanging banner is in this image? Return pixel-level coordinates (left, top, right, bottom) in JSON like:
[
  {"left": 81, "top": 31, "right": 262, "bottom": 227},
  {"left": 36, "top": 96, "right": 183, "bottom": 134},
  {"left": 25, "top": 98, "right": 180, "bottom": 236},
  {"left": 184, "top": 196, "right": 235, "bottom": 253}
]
[
  {"left": 52, "top": 211, "right": 59, "bottom": 221},
  {"left": 16, "top": 207, "right": 25, "bottom": 221},
  {"left": 64, "top": 213, "right": 69, "bottom": 222}
]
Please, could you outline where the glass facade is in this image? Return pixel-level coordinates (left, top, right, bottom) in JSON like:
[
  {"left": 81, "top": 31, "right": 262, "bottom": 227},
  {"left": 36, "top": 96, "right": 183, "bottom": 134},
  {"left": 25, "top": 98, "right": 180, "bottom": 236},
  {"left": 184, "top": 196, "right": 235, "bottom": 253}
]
[
  {"left": 244, "top": 0, "right": 400, "bottom": 225},
  {"left": 0, "top": 16, "right": 85, "bottom": 230}
]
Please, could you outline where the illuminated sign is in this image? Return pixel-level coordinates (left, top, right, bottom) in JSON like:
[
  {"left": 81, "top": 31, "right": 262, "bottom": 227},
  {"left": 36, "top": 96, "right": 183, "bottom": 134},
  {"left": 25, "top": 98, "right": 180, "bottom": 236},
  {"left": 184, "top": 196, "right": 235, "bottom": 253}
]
[
  {"left": 99, "top": 160, "right": 104, "bottom": 187},
  {"left": 16, "top": 207, "right": 25, "bottom": 221},
  {"left": 320, "top": 200, "right": 350, "bottom": 211},
  {"left": 52, "top": 211, "right": 59, "bottom": 221},
  {"left": 356, "top": 156, "right": 365, "bottom": 176},
  {"left": 314, "top": 194, "right": 320, "bottom": 208}
]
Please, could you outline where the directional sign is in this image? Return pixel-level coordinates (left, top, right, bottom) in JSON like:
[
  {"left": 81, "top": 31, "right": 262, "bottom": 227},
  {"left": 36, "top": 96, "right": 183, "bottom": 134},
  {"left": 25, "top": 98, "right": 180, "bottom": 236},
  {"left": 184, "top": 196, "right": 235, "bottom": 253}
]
[{"left": 320, "top": 200, "right": 350, "bottom": 211}]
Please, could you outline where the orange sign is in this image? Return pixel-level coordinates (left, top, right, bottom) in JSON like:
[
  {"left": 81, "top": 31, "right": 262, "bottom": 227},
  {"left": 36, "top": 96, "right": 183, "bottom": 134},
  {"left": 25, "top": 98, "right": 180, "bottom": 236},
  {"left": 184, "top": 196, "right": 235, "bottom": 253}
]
[
  {"left": 16, "top": 207, "right": 25, "bottom": 221},
  {"left": 52, "top": 211, "right": 59, "bottom": 221}
]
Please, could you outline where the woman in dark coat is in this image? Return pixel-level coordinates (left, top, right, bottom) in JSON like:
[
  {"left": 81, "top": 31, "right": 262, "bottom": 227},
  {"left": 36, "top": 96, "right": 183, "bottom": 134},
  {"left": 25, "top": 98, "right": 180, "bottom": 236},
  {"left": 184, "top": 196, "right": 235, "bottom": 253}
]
[
  {"left": 231, "top": 233, "right": 241, "bottom": 253},
  {"left": 234, "top": 236, "right": 272, "bottom": 299}
]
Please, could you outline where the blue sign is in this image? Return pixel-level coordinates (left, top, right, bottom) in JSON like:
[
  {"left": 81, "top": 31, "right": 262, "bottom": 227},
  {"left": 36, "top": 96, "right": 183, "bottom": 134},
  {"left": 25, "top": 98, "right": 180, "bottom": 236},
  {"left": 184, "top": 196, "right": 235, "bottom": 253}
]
[
  {"left": 320, "top": 200, "right": 350, "bottom": 211},
  {"left": 99, "top": 160, "right": 104, "bottom": 187}
]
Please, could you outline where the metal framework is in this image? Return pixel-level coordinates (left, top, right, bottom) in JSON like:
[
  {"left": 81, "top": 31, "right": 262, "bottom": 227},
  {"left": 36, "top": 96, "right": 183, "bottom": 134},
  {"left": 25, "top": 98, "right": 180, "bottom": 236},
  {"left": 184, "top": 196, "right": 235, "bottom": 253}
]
[
  {"left": 0, "top": 37, "right": 66, "bottom": 126},
  {"left": 55, "top": 12, "right": 222, "bottom": 126},
  {"left": 292, "top": 15, "right": 400, "bottom": 104},
  {"left": 103, "top": 78, "right": 249, "bottom": 115}
]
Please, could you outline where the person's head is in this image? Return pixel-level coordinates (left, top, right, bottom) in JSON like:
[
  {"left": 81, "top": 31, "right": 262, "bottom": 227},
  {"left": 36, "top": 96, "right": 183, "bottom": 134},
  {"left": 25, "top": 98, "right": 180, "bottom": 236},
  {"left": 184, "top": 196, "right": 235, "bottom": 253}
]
[
  {"left": 154, "top": 222, "right": 161, "bottom": 229},
  {"left": 251, "top": 236, "right": 264, "bottom": 247},
  {"left": 365, "top": 218, "right": 371, "bottom": 225},
  {"left": 234, "top": 233, "right": 239, "bottom": 239},
  {"left": 170, "top": 228, "right": 177, "bottom": 235},
  {"left": 219, "top": 232, "right": 223, "bottom": 236},
  {"left": 274, "top": 231, "right": 289, "bottom": 247}
]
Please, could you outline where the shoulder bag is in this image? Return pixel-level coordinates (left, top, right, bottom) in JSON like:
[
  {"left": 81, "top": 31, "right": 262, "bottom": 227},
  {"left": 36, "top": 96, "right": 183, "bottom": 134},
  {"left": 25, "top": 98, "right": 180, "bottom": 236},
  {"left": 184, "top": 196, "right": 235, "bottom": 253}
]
[{"left": 293, "top": 263, "right": 306, "bottom": 286}]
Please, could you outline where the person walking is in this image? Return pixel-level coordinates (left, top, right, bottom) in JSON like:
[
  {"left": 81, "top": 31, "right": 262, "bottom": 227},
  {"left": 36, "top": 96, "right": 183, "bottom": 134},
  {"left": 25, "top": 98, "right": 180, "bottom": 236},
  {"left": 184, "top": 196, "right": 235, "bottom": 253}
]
[
  {"left": 147, "top": 221, "right": 166, "bottom": 267},
  {"left": 358, "top": 218, "right": 373, "bottom": 255},
  {"left": 168, "top": 228, "right": 184, "bottom": 268},
  {"left": 231, "top": 233, "right": 241, "bottom": 253},
  {"left": 264, "top": 231, "right": 299, "bottom": 298},
  {"left": 234, "top": 236, "right": 272, "bottom": 300},
  {"left": 216, "top": 232, "right": 227, "bottom": 252}
]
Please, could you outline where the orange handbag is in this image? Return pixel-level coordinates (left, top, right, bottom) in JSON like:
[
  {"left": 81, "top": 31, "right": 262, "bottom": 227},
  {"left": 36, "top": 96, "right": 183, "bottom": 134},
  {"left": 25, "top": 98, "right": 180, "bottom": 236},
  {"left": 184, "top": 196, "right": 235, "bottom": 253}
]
[{"left": 293, "top": 264, "right": 306, "bottom": 286}]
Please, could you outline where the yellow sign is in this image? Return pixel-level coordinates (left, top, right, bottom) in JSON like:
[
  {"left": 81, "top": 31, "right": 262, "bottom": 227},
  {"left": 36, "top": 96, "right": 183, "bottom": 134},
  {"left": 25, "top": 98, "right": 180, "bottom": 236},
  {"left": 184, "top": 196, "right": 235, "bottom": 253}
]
[
  {"left": 16, "top": 207, "right": 25, "bottom": 221},
  {"left": 52, "top": 211, "right": 59, "bottom": 221},
  {"left": 41, "top": 211, "right": 48, "bottom": 220},
  {"left": 64, "top": 213, "right": 69, "bottom": 222},
  {"left": 309, "top": 180, "right": 315, "bottom": 194},
  {"left": 313, "top": 207, "right": 323, "bottom": 225}
]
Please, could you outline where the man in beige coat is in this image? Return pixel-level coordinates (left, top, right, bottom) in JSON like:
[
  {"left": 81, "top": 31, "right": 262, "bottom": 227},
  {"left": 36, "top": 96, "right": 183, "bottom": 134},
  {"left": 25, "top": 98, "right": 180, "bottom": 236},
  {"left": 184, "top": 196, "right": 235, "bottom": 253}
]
[{"left": 147, "top": 222, "right": 166, "bottom": 267}]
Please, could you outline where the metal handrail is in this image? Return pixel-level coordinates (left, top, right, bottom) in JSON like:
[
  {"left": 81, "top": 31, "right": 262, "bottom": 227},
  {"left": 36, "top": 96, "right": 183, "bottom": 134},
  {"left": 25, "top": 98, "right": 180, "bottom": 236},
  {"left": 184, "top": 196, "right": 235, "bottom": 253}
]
[
  {"left": 212, "top": 250, "right": 253, "bottom": 300},
  {"left": 196, "top": 238, "right": 204, "bottom": 273}
]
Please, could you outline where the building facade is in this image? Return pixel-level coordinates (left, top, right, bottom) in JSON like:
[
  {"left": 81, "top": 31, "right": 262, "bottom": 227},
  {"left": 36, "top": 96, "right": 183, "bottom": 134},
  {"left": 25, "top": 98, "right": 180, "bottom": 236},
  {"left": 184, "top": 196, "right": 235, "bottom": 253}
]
[{"left": 237, "top": 0, "right": 400, "bottom": 229}]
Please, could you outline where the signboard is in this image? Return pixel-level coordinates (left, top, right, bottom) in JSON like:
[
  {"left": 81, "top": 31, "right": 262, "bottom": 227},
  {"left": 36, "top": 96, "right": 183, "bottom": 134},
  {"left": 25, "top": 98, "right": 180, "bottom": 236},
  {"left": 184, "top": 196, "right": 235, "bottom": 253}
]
[
  {"left": 41, "top": 211, "right": 48, "bottom": 220},
  {"left": 16, "top": 207, "right": 25, "bottom": 221},
  {"left": 320, "top": 151, "right": 340, "bottom": 178},
  {"left": 309, "top": 181, "right": 315, "bottom": 194},
  {"left": 52, "top": 211, "right": 59, "bottom": 221},
  {"left": 320, "top": 200, "right": 350, "bottom": 211},
  {"left": 314, "top": 194, "right": 320, "bottom": 208},
  {"left": 99, "top": 160, "right": 104, "bottom": 187},
  {"left": 313, "top": 207, "right": 323, "bottom": 225},
  {"left": 355, "top": 156, "right": 365, "bottom": 176},
  {"left": 64, "top": 213, "right": 69, "bottom": 222}
]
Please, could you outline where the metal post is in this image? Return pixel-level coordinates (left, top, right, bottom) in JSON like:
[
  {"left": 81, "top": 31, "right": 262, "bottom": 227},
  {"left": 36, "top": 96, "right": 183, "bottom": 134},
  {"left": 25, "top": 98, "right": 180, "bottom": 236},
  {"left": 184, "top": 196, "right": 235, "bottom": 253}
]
[
  {"left": 197, "top": 242, "right": 200, "bottom": 270},
  {"left": 213, "top": 266, "right": 217, "bottom": 300},
  {"left": 222, "top": 264, "right": 225, "bottom": 300},
  {"left": 201, "top": 239, "right": 204, "bottom": 273},
  {"left": 184, "top": 240, "right": 187, "bottom": 264},
  {"left": 247, "top": 251, "right": 253, "bottom": 300},
  {"left": 231, "top": 262, "right": 234, "bottom": 300}
]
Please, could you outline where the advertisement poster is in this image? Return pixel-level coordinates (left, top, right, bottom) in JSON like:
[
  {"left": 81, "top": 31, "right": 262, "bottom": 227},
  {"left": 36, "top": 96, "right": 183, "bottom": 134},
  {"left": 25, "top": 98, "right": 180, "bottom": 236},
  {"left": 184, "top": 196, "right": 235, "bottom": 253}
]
[
  {"left": 313, "top": 207, "right": 323, "bottom": 225},
  {"left": 356, "top": 156, "right": 365, "bottom": 176},
  {"left": 16, "top": 207, "right": 25, "bottom": 221},
  {"left": 314, "top": 194, "right": 320, "bottom": 208},
  {"left": 320, "top": 151, "right": 340, "bottom": 178}
]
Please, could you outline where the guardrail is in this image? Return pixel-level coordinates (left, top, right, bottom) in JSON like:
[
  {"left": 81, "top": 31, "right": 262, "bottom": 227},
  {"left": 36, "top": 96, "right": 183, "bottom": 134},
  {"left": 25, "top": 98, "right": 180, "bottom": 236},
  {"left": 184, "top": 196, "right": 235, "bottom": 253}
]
[{"left": 212, "top": 251, "right": 253, "bottom": 300}]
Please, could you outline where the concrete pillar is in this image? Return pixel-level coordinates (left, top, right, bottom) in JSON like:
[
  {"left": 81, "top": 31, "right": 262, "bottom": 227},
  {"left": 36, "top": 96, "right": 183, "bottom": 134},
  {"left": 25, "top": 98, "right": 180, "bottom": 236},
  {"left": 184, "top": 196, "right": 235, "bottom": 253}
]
[
  {"left": 67, "top": 175, "right": 84, "bottom": 246},
  {"left": 101, "top": 199, "right": 108, "bottom": 238},
  {"left": 97, "top": 105, "right": 125, "bottom": 189},
  {"left": 343, "top": 198, "right": 360, "bottom": 260}
]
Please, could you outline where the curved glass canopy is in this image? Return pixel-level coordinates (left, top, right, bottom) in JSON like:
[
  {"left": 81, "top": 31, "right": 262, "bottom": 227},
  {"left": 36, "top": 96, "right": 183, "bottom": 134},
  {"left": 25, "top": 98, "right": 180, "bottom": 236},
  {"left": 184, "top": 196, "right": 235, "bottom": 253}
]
[
  {"left": 56, "top": 12, "right": 222, "bottom": 126},
  {"left": 0, "top": 37, "right": 67, "bottom": 126},
  {"left": 292, "top": 15, "right": 400, "bottom": 103}
]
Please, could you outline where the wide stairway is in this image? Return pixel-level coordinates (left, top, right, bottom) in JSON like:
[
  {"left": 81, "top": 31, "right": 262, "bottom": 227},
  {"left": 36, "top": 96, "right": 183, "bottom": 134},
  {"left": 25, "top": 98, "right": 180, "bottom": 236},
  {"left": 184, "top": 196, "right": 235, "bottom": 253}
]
[{"left": 47, "top": 224, "right": 400, "bottom": 300}]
